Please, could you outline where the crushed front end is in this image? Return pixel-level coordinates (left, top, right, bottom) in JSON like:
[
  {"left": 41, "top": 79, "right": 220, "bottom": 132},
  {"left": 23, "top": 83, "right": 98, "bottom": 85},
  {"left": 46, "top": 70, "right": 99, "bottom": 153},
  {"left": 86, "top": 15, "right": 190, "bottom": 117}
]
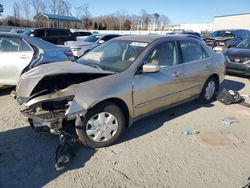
[{"left": 20, "top": 97, "right": 73, "bottom": 134}]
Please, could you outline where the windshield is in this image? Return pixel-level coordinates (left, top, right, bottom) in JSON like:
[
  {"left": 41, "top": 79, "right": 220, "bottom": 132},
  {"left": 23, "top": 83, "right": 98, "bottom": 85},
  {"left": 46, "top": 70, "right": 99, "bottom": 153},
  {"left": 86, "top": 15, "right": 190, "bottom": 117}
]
[
  {"left": 236, "top": 38, "right": 250, "bottom": 49},
  {"left": 83, "top": 35, "right": 102, "bottom": 43},
  {"left": 211, "top": 31, "right": 235, "bottom": 38},
  {"left": 77, "top": 40, "right": 148, "bottom": 72}
]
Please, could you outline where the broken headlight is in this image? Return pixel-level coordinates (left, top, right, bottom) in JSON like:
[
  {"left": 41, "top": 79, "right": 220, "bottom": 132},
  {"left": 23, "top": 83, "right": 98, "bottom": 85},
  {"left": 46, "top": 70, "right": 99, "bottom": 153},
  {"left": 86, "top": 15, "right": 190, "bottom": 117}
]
[{"left": 17, "top": 96, "right": 29, "bottom": 105}]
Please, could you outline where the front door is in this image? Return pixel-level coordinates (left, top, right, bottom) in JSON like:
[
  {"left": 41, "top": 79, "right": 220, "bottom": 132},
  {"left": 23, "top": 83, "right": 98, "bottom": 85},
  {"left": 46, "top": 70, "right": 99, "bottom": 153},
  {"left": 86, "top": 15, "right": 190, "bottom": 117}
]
[{"left": 133, "top": 41, "right": 184, "bottom": 117}]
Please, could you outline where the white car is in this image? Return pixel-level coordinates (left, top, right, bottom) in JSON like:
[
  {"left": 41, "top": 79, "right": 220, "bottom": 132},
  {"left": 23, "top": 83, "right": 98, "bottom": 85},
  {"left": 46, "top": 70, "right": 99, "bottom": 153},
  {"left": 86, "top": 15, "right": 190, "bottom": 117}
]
[
  {"left": 65, "top": 34, "right": 120, "bottom": 57},
  {"left": 0, "top": 33, "right": 74, "bottom": 88},
  {"left": 70, "top": 29, "right": 92, "bottom": 41}
]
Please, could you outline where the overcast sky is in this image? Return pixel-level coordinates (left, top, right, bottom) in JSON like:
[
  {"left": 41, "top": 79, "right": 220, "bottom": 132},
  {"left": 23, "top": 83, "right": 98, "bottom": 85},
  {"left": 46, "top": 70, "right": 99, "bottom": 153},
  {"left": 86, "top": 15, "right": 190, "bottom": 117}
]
[{"left": 1, "top": 0, "right": 250, "bottom": 24}]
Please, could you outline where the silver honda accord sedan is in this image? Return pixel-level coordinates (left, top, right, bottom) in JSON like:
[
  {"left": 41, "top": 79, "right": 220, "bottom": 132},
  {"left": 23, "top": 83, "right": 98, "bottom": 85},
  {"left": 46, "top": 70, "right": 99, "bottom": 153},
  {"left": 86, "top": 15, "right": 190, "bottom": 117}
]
[{"left": 15, "top": 35, "right": 225, "bottom": 148}]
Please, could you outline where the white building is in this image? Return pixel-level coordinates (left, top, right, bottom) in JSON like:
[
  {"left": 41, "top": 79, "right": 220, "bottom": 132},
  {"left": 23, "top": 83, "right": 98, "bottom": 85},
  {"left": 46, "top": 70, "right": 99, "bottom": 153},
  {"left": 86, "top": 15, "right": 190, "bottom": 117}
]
[
  {"left": 164, "top": 24, "right": 214, "bottom": 33},
  {"left": 214, "top": 13, "right": 250, "bottom": 30}
]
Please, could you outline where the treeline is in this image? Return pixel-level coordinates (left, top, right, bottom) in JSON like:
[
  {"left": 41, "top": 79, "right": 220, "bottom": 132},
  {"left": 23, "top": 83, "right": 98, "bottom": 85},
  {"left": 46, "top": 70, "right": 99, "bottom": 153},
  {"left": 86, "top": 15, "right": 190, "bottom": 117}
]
[{"left": 0, "top": 0, "right": 171, "bottom": 30}]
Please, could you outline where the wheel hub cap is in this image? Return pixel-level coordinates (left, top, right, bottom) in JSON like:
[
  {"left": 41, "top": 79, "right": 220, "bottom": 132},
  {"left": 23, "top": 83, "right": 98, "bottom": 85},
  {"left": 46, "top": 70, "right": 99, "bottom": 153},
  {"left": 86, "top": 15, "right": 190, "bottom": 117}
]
[
  {"left": 205, "top": 81, "right": 216, "bottom": 100},
  {"left": 86, "top": 112, "right": 118, "bottom": 142}
]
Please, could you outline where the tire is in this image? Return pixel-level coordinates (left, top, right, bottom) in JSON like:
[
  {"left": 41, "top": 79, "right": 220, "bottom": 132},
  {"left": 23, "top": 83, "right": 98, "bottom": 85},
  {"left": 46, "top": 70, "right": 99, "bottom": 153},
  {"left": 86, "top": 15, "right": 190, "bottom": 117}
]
[
  {"left": 198, "top": 77, "right": 219, "bottom": 104},
  {"left": 75, "top": 102, "right": 125, "bottom": 148}
]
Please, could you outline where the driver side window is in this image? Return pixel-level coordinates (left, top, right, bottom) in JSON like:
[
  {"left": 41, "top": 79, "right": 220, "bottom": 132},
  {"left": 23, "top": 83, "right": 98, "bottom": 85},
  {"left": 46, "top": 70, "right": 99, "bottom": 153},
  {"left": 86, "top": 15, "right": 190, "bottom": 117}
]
[{"left": 145, "top": 42, "right": 178, "bottom": 69}]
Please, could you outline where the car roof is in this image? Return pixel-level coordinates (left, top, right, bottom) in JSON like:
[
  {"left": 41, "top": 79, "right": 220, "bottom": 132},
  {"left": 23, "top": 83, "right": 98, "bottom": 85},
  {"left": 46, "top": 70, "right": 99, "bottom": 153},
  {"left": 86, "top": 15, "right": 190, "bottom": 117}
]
[
  {"left": 0, "top": 32, "right": 67, "bottom": 50},
  {"left": 114, "top": 34, "right": 199, "bottom": 43}
]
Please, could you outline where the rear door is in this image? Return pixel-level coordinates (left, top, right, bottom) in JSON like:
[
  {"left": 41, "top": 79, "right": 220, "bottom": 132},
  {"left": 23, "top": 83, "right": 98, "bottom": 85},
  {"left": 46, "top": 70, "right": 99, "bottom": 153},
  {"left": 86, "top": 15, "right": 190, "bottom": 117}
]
[
  {"left": 0, "top": 37, "right": 33, "bottom": 85},
  {"left": 178, "top": 40, "right": 211, "bottom": 100},
  {"left": 133, "top": 41, "right": 184, "bottom": 117}
]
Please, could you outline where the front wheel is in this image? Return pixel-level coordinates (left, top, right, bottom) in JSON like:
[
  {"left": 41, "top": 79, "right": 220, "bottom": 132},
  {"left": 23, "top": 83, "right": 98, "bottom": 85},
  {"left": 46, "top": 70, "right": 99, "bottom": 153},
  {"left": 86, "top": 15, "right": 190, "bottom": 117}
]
[
  {"left": 75, "top": 102, "right": 125, "bottom": 148},
  {"left": 198, "top": 77, "right": 219, "bottom": 104}
]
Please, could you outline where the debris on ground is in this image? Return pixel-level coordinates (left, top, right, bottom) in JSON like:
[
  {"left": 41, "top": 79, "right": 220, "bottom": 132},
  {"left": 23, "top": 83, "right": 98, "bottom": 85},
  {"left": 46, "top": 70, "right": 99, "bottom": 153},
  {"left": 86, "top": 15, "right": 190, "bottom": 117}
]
[
  {"left": 217, "top": 89, "right": 250, "bottom": 108},
  {"left": 217, "top": 89, "right": 243, "bottom": 105},
  {"left": 182, "top": 129, "right": 200, "bottom": 135},
  {"left": 221, "top": 119, "right": 238, "bottom": 126},
  {"left": 242, "top": 177, "right": 250, "bottom": 188}
]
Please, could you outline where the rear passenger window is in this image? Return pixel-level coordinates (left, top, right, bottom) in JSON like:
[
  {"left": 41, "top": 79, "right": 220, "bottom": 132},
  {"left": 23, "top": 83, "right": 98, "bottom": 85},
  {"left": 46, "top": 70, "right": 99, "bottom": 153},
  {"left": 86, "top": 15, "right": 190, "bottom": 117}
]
[
  {"left": 47, "top": 30, "right": 59, "bottom": 36},
  {"left": 145, "top": 42, "right": 178, "bottom": 68},
  {"left": 180, "top": 41, "right": 208, "bottom": 63}
]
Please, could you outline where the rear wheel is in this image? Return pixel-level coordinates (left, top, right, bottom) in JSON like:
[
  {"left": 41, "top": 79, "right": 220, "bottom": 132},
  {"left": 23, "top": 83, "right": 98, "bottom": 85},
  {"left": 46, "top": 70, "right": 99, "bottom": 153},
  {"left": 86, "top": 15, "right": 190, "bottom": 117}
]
[
  {"left": 198, "top": 77, "right": 219, "bottom": 104},
  {"left": 75, "top": 102, "right": 125, "bottom": 148}
]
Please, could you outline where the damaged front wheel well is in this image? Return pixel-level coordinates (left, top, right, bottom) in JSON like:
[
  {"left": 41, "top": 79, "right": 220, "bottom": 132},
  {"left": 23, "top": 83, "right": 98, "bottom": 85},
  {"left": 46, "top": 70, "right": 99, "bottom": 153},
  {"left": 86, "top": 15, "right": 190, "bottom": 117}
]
[{"left": 92, "top": 98, "right": 130, "bottom": 128}]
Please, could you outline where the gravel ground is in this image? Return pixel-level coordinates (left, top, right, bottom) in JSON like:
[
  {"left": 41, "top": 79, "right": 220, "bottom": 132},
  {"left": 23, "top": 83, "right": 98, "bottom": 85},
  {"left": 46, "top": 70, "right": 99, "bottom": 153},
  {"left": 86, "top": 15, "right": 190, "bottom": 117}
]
[{"left": 0, "top": 75, "right": 250, "bottom": 188}]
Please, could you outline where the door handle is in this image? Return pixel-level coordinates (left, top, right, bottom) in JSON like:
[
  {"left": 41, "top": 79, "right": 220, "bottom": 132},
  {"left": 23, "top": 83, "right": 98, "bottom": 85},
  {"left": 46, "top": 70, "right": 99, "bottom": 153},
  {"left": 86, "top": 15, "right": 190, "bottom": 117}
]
[
  {"left": 172, "top": 71, "right": 182, "bottom": 77},
  {"left": 204, "top": 62, "right": 211, "bottom": 68},
  {"left": 20, "top": 55, "right": 29, "bottom": 59}
]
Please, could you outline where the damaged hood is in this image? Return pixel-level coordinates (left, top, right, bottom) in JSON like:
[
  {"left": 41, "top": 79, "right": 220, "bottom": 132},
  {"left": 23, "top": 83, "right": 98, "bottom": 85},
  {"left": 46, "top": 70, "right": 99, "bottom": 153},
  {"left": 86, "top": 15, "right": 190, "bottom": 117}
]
[{"left": 16, "top": 61, "right": 114, "bottom": 98}]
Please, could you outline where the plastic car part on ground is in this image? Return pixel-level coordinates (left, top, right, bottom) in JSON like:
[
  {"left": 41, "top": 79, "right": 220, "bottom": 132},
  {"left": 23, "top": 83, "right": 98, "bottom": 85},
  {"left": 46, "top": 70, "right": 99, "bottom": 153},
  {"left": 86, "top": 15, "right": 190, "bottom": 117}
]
[
  {"left": 221, "top": 119, "right": 237, "bottom": 126},
  {"left": 182, "top": 129, "right": 200, "bottom": 135}
]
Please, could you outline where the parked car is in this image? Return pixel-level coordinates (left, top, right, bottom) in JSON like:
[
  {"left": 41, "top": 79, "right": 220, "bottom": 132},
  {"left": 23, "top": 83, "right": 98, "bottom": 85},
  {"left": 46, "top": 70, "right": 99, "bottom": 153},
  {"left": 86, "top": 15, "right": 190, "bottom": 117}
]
[
  {"left": 65, "top": 34, "right": 120, "bottom": 57},
  {"left": 204, "top": 29, "right": 250, "bottom": 52},
  {"left": 16, "top": 35, "right": 225, "bottom": 148},
  {"left": 224, "top": 38, "right": 250, "bottom": 76},
  {"left": 0, "top": 32, "right": 74, "bottom": 88},
  {"left": 70, "top": 29, "right": 92, "bottom": 41},
  {"left": 166, "top": 31, "right": 202, "bottom": 39},
  {"left": 23, "top": 28, "right": 76, "bottom": 45}
]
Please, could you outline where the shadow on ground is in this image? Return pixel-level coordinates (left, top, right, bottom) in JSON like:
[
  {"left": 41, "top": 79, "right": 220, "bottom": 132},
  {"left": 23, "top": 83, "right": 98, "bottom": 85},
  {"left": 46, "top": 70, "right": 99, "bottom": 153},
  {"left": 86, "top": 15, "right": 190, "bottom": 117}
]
[
  {"left": 0, "top": 126, "right": 96, "bottom": 188},
  {"left": 0, "top": 87, "right": 15, "bottom": 97},
  {"left": 0, "top": 76, "right": 246, "bottom": 187},
  {"left": 221, "top": 77, "right": 246, "bottom": 91}
]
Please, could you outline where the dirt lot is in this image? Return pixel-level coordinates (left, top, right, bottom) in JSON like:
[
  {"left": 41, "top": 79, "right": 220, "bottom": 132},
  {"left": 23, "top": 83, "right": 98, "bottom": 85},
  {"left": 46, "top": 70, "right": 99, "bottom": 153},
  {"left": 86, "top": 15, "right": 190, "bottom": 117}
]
[{"left": 0, "top": 75, "right": 250, "bottom": 188}]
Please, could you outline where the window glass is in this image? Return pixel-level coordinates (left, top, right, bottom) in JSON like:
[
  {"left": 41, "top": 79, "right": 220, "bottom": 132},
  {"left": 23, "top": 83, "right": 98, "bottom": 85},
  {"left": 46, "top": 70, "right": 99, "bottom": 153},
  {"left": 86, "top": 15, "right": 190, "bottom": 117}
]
[
  {"left": 145, "top": 42, "right": 178, "bottom": 68},
  {"left": 47, "top": 30, "right": 60, "bottom": 36},
  {"left": 180, "top": 41, "right": 208, "bottom": 63},
  {"left": 78, "top": 40, "right": 147, "bottom": 72},
  {"left": 58, "top": 30, "right": 71, "bottom": 36},
  {"left": 0, "top": 37, "right": 21, "bottom": 52},
  {"left": 236, "top": 38, "right": 250, "bottom": 49},
  {"left": 34, "top": 30, "right": 45, "bottom": 37},
  {"left": 19, "top": 40, "right": 33, "bottom": 51},
  {"left": 75, "top": 32, "right": 91, "bottom": 36},
  {"left": 84, "top": 35, "right": 102, "bottom": 42},
  {"left": 101, "top": 35, "right": 118, "bottom": 42}
]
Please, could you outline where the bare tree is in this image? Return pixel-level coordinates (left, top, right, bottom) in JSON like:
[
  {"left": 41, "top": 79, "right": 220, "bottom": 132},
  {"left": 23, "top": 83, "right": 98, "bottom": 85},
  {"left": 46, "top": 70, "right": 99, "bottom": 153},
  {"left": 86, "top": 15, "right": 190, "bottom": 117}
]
[
  {"left": 22, "top": 0, "right": 30, "bottom": 25},
  {"left": 49, "top": 0, "right": 58, "bottom": 14},
  {"left": 57, "top": 0, "right": 71, "bottom": 16},
  {"left": 13, "top": 2, "right": 20, "bottom": 24},
  {"left": 30, "top": 0, "right": 46, "bottom": 15},
  {"left": 75, "top": 4, "right": 92, "bottom": 29}
]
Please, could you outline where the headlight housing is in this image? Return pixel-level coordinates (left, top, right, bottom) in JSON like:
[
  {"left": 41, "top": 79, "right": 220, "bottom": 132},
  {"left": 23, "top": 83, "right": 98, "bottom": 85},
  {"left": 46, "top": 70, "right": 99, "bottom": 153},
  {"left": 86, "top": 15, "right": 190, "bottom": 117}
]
[{"left": 17, "top": 96, "right": 29, "bottom": 105}]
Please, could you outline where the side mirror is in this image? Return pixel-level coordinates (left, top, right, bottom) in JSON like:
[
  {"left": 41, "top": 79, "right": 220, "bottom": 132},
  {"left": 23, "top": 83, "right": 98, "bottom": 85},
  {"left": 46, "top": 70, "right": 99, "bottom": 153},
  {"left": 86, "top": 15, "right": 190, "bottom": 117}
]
[
  {"left": 98, "top": 40, "right": 105, "bottom": 44},
  {"left": 142, "top": 63, "right": 160, "bottom": 73}
]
